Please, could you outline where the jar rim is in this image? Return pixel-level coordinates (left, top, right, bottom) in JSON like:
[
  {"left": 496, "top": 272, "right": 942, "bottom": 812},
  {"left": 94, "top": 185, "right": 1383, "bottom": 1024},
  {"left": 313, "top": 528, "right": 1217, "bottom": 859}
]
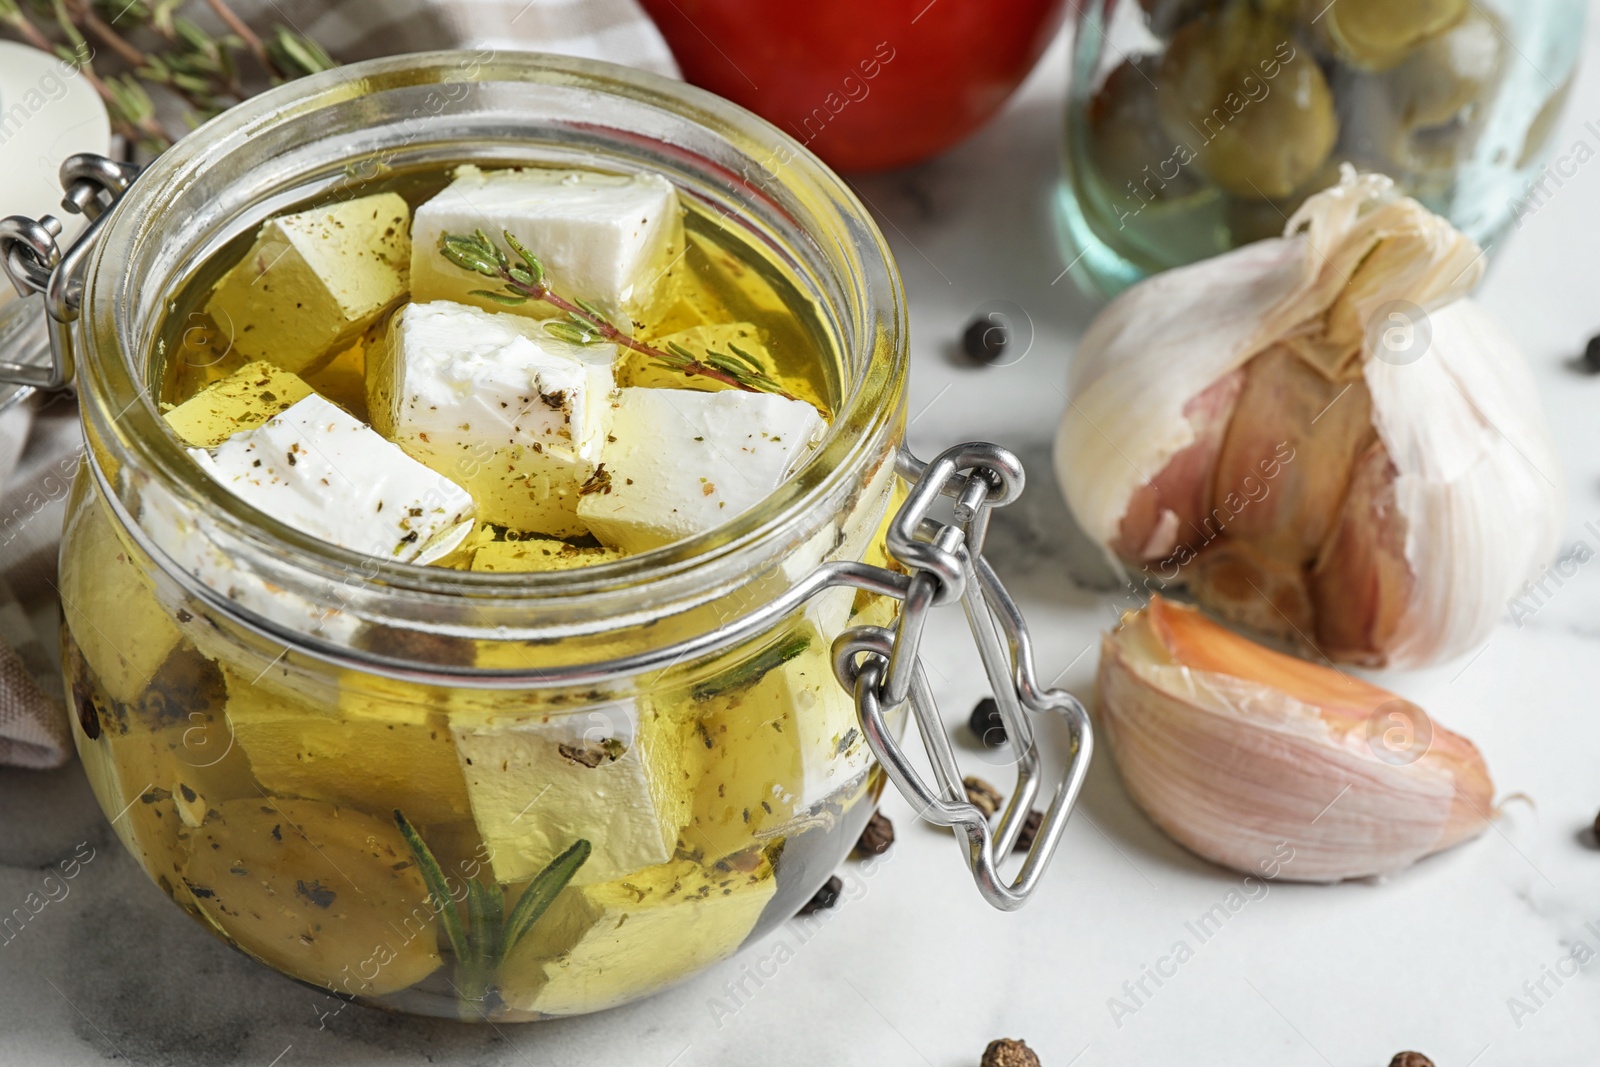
[{"left": 76, "top": 50, "right": 906, "bottom": 650}]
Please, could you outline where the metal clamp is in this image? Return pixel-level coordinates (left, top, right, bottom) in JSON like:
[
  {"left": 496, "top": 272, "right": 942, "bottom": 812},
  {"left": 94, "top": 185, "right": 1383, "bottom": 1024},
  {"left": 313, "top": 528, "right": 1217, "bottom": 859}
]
[
  {"left": 0, "top": 153, "right": 140, "bottom": 389},
  {"left": 834, "top": 443, "right": 1093, "bottom": 911}
]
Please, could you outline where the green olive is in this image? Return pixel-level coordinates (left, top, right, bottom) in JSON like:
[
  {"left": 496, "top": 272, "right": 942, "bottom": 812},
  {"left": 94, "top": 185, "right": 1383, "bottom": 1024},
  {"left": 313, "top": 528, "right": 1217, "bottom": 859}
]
[
  {"left": 1322, "top": 0, "right": 1467, "bottom": 71},
  {"left": 1385, "top": 5, "right": 1506, "bottom": 170},
  {"left": 1333, "top": 5, "right": 1507, "bottom": 175},
  {"left": 1386, "top": 6, "right": 1505, "bottom": 129},
  {"left": 1087, "top": 59, "right": 1205, "bottom": 204},
  {"left": 184, "top": 799, "right": 442, "bottom": 997},
  {"left": 1157, "top": 10, "right": 1338, "bottom": 199}
]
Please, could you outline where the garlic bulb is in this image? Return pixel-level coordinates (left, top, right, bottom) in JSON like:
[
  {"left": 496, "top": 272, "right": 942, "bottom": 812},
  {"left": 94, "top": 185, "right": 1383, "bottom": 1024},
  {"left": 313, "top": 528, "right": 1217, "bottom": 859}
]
[
  {"left": 1055, "top": 168, "right": 1563, "bottom": 667},
  {"left": 1099, "top": 596, "right": 1493, "bottom": 882}
]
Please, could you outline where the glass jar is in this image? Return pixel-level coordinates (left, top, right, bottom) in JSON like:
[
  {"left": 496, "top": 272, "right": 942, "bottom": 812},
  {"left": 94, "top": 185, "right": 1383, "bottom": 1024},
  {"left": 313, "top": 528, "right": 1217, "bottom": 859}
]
[
  {"left": 3, "top": 53, "right": 1090, "bottom": 1021},
  {"left": 1057, "top": 0, "right": 1587, "bottom": 295}
]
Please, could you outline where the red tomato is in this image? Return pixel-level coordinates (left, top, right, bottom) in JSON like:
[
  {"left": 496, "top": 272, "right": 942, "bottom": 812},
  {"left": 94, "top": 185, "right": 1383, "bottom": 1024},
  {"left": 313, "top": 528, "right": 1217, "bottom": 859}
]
[{"left": 636, "top": 0, "right": 1068, "bottom": 171}]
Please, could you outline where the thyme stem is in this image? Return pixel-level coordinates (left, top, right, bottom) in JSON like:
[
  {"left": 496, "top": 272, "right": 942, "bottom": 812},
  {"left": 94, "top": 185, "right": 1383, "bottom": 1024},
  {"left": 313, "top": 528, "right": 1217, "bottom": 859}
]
[
  {"left": 202, "top": 0, "right": 269, "bottom": 73},
  {"left": 441, "top": 228, "right": 802, "bottom": 403}
]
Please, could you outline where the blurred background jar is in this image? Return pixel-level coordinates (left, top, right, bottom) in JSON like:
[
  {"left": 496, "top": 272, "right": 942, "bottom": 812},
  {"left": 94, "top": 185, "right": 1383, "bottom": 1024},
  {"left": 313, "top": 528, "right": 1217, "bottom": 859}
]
[{"left": 1057, "top": 0, "right": 1587, "bottom": 296}]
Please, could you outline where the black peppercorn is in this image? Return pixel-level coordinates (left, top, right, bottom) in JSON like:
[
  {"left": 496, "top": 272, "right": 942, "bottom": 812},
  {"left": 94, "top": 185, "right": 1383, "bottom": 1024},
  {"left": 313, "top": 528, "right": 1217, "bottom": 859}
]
[
  {"left": 798, "top": 874, "right": 843, "bottom": 915},
  {"left": 73, "top": 682, "right": 101, "bottom": 741},
  {"left": 854, "top": 811, "right": 895, "bottom": 857},
  {"left": 1584, "top": 334, "right": 1600, "bottom": 373},
  {"left": 969, "top": 697, "right": 1007, "bottom": 748},
  {"left": 963, "top": 315, "right": 1008, "bottom": 364},
  {"left": 981, "top": 1038, "right": 1041, "bottom": 1067},
  {"left": 963, "top": 776, "right": 1004, "bottom": 819},
  {"left": 1388, "top": 1054, "right": 1435, "bottom": 1067},
  {"left": 1013, "top": 810, "right": 1043, "bottom": 853}
]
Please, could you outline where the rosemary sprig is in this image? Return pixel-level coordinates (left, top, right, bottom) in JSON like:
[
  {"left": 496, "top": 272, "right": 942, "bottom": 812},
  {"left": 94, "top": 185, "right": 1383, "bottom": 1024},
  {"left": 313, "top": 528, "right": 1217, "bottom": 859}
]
[
  {"left": 395, "top": 809, "right": 591, "bottom": 1014},
  {"left": 692, "top": 631, "right": 811, "bottom": 703},
  {"left": 439, "top": 228, "right": 799, "bottom": 401}
]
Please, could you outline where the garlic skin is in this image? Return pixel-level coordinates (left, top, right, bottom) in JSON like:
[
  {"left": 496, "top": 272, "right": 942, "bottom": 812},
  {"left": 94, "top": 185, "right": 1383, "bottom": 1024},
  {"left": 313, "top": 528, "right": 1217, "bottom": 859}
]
[
  {"left": 1056, "top": 168, "right": 1563, "bottom": 668},
  {"left": 1099, "top": 597, "right": 1494, "bottom": 882}
]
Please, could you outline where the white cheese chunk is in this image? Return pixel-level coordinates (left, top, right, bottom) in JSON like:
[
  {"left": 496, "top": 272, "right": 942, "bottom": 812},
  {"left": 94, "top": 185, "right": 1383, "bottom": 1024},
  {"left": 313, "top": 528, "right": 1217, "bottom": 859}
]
[
  {"left": 224, "top": 667, "right": 471, "bottom": 826},
  {"left": 499, "top": 855, "right": 776, "bottom": 1016},
  {"left": 188, "top": 393, "right": 475, "bottom": 563},
  {"left": 61, "top": 491, "right": 182, "bottom": 705},
  {"left": 681, "top": 626, "right": 870, "bottom": 863},
  {"left": 139, "top": 479, "right": 363, "bottom": 645},
  {"left": 450, "top": 699, "right": 696, "bottom": 886},
  {"left": 577, "top": 388, "right": 826, "bottom": 553},
  {"left": 205, "top": 192, "right": 411, "bottom": 374},
  {"left": 410, "top": 166, "right": 679, "bottom": 320},
  {"left": 375, "top": 300, "right": 618, "bottom": 536}
]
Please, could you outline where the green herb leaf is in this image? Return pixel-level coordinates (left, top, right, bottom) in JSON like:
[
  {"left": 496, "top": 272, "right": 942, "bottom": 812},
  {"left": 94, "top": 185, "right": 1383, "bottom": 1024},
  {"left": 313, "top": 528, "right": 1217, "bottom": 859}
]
[
  {"left": 440, "top": 240, "right": 501, "bottom": 277},
  {"left": 499, "top": 840, "right": 591, "bottom": 958},
  {"left": 468, "top": 288, "right": 528, "bottom": 307},
  {"left": 394, "top": 809, "right": 469, "bottom": 963},
  {"left": 266, "top": 25, "right": 336, "bottom": 78},
  {"left": 703, "top": 352, "right": 753, "bottom": 377},
  {"left": 466, "top": 878, "right": 502, "bottom": 971},
  {"left": 693, "top": 632, "right": 812, "bottom": 703},
  {"left": 573, "top": 298, "right": 611, "bottom": 325},
  {"left": 473, "top": 228, "right": 509, "bottom": 270},
  {"left": 726, "top": 342, "right": 766, "bottom": 373},
  {"left": 544, "top": 321, "right": 598, "bottom": 345},
  {"left": 502, "top": 231, "right": 545, "bottom": 286}
]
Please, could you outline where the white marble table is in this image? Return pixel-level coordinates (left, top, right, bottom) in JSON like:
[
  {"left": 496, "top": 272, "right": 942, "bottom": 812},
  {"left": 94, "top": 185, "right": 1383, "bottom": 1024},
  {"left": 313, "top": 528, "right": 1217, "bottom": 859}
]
[{"left": 6, "top": 20, "right": 1600, "bottom": 1067}]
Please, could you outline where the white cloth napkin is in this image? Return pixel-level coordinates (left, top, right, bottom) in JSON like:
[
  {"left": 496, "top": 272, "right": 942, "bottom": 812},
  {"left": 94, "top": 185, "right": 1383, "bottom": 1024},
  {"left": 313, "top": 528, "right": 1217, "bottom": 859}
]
[{"left": 0, "top": 0, "right": 675, "bottom": 768}]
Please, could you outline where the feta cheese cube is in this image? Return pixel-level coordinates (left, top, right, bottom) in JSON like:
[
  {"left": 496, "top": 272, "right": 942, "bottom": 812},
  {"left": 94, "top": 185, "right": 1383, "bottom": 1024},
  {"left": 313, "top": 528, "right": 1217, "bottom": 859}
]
[
  {"left": 450, "top": 699, "right": 696, "bottom": 886},
  {"left": 188, "top": 393, "right": 475, "bottom": 563},
  {"left": 576, "top": 388, "right": 826, "bottom": 553},
  {"left": 138, "top": 479, "right": 364, "bottom": 644},
  {"left": 680, "top": 627, "right": 870, "bottom": 864},
  {"left": 470, "top": 537, "right": 625, "bottom": 572},
  {"left": 205, "top": 192, "right": 411, "bottom": 374},
  {"left": 223, "top": 667, "right": 472, "bottom": 826},
  {"left": 182, "top": 799, "right": 443, "bottom": 997},
  {"left": 61, "top": 492, "right": 182, "bottom": 705},
  {"left": 409, "top": 166, "right": 679, "bottom": 319},
  {"left": 498, "top": 855, "right": 776, "bottom": 1016},
  {"left": 162, "top": 361, "right": 313, "bottom": 447},
  {"left": 374, "top": 301, "right": 618, "bottom": 536}
]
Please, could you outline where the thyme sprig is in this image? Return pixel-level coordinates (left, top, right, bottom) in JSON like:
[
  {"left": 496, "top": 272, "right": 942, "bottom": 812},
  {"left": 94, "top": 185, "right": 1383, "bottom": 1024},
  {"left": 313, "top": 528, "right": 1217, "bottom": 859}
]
[
  {"left": 395, "top": 809, "right": 590, "bottom": 1015},
  {"left": 439, "top": 228, "right": 799, "bottom": 401},
  {"left": 0, "top": 0, "right": 335, "bottom": 152}
]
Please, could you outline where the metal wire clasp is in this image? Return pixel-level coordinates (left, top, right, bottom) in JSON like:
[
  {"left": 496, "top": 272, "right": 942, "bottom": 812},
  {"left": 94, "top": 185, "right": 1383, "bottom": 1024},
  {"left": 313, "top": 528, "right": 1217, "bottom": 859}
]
[
  {"left": 0, "top": 153, "right": 140, "bottom": 389},
  {"left": 834, "top": 444, "right": 1094, "bottom": 911}
]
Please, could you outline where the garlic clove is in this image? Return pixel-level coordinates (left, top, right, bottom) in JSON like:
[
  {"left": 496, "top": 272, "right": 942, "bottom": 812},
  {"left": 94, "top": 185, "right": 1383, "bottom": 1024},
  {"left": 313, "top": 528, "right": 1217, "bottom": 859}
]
[
  {"left": 1207, "top": 344, "right": 1375, "bottom": 566},
  {"left": 1188, "top": 537, "right": 1315, "bottom": 642},
  {"left": 1112, "top": 370, "right": 1244, "bottom": 564},
  {"left": 1359, "top": 298, "right": 1564, "bottom": 664},
  {"left": 1309, "top": 439, "right": 1413, "bottom": 665},
  {"left": 1098, "top": 596, "right": 1494, "bottom": 882}
]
